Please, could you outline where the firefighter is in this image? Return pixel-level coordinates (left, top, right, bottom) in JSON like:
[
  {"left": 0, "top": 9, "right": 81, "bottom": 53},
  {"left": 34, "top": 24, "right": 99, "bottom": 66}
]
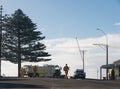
[
  {"left": 63, "top": 64, "right": 69, "bottom": 79},
  {"left": 20, "top": 67, "right": 26, "bottom": 77}
]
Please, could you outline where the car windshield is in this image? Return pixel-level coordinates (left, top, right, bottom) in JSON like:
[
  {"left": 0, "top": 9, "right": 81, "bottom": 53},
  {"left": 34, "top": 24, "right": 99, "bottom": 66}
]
[{"left": 75, "top": 69, "right": 84, "bottom": 73}]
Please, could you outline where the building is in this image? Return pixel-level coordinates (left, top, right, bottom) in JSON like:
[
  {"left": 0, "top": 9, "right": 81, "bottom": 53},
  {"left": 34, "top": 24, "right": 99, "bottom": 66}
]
[{"left": 100, "top": 59, "right": 120, "bottom": 80}]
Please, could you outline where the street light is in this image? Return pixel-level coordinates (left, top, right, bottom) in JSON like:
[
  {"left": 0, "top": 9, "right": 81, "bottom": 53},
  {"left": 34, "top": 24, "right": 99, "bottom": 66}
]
[
  {"left": 96, "top": 28, "right": 109, "bottom": 80},
  {"left": 97, "top": 28, "right": 108, "bottom": 45}
]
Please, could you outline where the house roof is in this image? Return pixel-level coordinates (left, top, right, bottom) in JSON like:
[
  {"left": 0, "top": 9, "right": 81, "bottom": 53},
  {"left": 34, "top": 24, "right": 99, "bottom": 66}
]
[
  {"left": 114, "top": 59, "right": 120, "bottom": 64},
  {"left": 100, "top": 64, "right": 115, "bottom": 69},
  {"left": 100, "top": 59, "right": 120, "bottom": 69}
]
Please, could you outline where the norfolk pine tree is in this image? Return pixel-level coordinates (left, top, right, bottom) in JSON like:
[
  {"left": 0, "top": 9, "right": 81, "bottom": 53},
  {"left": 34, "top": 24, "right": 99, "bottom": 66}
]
[{"left": 2, "top": 9, "right": 51, "bottom": 77}]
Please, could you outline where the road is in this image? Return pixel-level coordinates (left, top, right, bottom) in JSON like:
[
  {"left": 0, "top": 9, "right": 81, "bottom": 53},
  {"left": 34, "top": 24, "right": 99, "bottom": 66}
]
[{"left": 0, "top": 77, "right": 120, "bottom": 89}]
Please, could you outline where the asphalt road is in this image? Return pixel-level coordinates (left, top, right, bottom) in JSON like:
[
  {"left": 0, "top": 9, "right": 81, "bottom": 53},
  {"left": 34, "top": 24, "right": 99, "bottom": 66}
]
[{"left": 0, "top": 77, "right": 120, "bottom": 89}]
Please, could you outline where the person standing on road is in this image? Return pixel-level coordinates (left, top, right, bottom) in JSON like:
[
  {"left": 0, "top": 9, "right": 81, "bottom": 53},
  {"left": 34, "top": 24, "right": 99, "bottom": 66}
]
[
  {"left": 63, "top": 64, "right": 69, "bottom": 79},
  {"left": 111, "top": 68, "right": 115, "bottom": 80}
]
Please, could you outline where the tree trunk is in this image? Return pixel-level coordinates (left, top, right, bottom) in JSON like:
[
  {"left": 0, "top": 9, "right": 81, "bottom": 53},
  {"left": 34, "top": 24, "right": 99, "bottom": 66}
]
[{"left": 18, "top": 29, "right": 21, "bottom": 77}]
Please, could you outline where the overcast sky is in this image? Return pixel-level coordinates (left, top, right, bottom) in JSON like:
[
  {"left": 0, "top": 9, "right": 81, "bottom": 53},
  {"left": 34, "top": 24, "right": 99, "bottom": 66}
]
[{"left": 1, "top": 0, "right": 120, "bottom": 79}]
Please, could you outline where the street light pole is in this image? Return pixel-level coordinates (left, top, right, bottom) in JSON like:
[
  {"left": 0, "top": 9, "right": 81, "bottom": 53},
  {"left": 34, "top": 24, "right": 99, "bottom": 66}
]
[
  {"left": 106, "top": 44, "right": 108, "bottom": 80},
  {"left": 97, "top": 28, "right": 109, "bottom": 80}
]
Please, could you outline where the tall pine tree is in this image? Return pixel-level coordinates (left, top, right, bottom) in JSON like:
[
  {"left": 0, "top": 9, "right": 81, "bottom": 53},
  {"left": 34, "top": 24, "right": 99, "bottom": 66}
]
[{"left": 2, "top": 9, "right": 51, "bottom": 77}]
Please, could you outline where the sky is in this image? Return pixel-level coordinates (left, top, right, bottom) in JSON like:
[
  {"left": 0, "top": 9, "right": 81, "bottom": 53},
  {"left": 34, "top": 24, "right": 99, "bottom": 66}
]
[{"left": 1, "top": 0, "right": 120, "bottom": 79}]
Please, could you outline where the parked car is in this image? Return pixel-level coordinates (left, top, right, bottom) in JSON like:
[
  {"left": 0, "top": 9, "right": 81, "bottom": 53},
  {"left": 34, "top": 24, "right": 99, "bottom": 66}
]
[{"left": 73, "top": 69, "right": 86, "bottom": 79}]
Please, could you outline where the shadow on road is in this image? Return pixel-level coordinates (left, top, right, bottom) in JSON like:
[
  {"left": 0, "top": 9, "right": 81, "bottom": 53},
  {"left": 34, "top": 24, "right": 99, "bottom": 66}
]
[
  {"left": 0, "top": 83, "right": 47, "bottom": 88},
  {"left": 0, "top": 78, "right": 23, "bottom": 81}
]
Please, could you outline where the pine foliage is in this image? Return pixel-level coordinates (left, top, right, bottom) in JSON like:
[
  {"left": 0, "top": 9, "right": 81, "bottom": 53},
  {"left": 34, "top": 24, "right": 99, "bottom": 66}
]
[{"left": 2, "top": 9, "right": 51, "bottom": 64}]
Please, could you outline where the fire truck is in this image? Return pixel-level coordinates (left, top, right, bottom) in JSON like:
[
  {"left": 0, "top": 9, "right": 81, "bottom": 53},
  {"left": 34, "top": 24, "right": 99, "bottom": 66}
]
[{"left": 20, "top": 64, "right": 62, "bottom": 78}]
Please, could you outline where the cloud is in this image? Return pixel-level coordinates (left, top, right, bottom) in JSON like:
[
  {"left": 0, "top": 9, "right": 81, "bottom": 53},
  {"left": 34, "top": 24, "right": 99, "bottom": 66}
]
[
  {"left": 2, "top": 34, "right": 120, "bottom": 79},
  {"left": 1, "top": 61, "right": 18, "bottom": 77},
  {"left": 115, "top": 22, "right": 120, "bottom": 26},
  {"left": 43, "top": 34, "right": 120, "bottom": 78}
]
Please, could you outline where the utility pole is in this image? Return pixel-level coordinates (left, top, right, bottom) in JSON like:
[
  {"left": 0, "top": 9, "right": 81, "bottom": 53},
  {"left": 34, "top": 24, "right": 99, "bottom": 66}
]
[
  {"left": 81, "top": 50, "right": 86, "bottom": 72},
  {"left": 0, "top": 5, "right": 3, "bottom": 77},
  {"left": 76, "top": 37, "right": 86, "bottom": 72}
]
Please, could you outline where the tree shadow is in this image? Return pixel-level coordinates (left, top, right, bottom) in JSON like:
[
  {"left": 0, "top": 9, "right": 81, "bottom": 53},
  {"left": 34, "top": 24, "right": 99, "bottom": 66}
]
[
  {"left": 0, "top": 83, "right": 47, "bottom": 88},
  {"left": 0, "top": 78, "right": 23, "bottom": 81}
]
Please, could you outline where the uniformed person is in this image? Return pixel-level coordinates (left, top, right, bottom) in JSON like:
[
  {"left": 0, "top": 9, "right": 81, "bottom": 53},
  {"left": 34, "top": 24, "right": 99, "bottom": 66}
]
[{"left": 63, "top": 64, "right": 69, "bottom": 79}]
